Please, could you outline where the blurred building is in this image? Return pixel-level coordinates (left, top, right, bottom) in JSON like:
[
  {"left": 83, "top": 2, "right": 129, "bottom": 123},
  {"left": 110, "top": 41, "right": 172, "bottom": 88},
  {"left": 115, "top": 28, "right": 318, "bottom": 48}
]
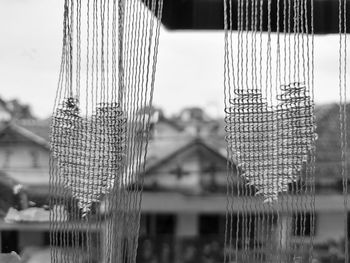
[{"left": 0, "top": 103, "right": 349, "bottom": 262}]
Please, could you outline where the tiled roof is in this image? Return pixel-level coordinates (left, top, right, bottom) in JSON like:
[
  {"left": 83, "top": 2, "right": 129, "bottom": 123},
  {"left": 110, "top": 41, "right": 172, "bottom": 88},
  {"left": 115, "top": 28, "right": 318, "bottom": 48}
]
[
  {"left": 145, "top": 134, "right": 195, "bottom": 171},
  {"left": 15, "top": 118, "right": 51, "bottom": 142},
  {"left": 0, "top": 122, "right": 50, "bottom": 150}
]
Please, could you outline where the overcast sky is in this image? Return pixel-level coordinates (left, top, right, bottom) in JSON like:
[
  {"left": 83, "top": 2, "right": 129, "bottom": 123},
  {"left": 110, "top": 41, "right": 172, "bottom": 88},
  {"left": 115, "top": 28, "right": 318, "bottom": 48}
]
[{"left": 0, "top": 0, "right": 344, "bottom": 119}]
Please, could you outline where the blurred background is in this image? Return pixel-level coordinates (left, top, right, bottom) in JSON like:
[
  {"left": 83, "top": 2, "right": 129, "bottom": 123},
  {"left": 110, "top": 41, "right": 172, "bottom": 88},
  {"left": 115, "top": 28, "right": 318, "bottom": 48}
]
[{"left": 0, "top": 0, "right": 349, "bottom": 262}]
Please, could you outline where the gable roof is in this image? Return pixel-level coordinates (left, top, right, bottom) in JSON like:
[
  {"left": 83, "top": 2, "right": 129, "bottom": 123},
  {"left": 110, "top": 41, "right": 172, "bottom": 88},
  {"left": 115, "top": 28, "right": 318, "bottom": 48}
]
[
  {"left": 140, "top": 136, "right": 234, "bottom": 194},
  {"left": 146, "top": 137, "right": 229, "bottom": 174},
  {"left": 145, "top": 134, "right": 194, "bottom": 171},
  {"left": 0, "top": 122, "right": 50, "bottom": 150},
  {"left": 16, "top": 118, "right": 51, "bottom": 142}
]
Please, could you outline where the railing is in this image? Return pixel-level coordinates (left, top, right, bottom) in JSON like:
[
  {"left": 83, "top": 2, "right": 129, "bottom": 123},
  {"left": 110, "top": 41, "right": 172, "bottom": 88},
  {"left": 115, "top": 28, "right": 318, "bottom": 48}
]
[
  {"left": 137, "top": 236, "right": 271, "bottom": 263},
  {"left": 137, "top": 236, "right": 222, "bottom": 263},
  {"left": 49, "top": 234, "right": 335, "bottom": 263},
  {"left": 136, "top": 236, "right": 319, "bottom": 263}
]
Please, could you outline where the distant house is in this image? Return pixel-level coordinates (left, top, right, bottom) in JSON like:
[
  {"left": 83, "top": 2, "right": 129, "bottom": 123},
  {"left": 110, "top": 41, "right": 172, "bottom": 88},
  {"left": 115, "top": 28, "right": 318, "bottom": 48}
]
[
  {"left": 0, "top": 122, "right": 50, "bottom": 199},
  {"left": 0, "top": 122, "right": 50, "bottom": 254},
  {"left": 0, "top": 104, "right": 349, "bottom": 262}
]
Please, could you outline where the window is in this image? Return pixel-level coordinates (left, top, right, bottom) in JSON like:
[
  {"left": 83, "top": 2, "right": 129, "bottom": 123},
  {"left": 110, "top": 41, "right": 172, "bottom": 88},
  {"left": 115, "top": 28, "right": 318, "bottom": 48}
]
[
  {"left": 30, "top": 150, "right": 39, "bottom": 168},
  {"left": 3, "top": 149, "right": 12, "bottom": 168},
  {"left": 155, "top": 214, "right": 176, "bottom": 235},
  {"left": 140, "top": 214, "right": 152, "bottom": 236},
  {"left": 44, "top": 231, "right": 97, "bottom": 247},
  {"left": 199, "top": 214, "right": 226, "bottom": 236},
  {"left": 292, "top": 212, "right": 315, "bottom": 236},
  {"left": 1, "top": 231, "right": 18, "bottom": 253},
  {"left": 140, "top": 213, "right": 176, "bottom": 236}
]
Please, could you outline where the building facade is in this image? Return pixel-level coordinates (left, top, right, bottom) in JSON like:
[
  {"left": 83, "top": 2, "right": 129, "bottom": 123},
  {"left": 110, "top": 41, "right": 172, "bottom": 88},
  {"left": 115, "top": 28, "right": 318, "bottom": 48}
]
[{"left": 0, "top": 105, "right": 348, "bottom": 262}]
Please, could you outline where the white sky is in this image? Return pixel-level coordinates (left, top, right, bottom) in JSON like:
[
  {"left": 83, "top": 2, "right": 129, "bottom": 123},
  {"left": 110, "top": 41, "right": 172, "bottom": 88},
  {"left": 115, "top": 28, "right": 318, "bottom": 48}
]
[{"left": 0, "top": 0, "right": 344, "bottom": 119}]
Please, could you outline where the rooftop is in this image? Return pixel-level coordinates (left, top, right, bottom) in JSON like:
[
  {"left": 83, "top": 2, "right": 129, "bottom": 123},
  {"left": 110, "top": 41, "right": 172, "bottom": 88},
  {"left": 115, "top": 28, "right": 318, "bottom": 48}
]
[{"left": 0, "top": 104, "right": 348, "bottom": 198}]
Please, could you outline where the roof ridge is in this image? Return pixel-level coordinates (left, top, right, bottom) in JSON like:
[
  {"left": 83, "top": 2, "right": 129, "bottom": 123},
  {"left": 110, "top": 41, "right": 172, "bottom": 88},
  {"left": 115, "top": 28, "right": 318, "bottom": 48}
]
[
  {"left": 145, "top": 136, "right": 228, "bottom": 174},
  {"left": 1, "top": 122, "right": 50, "bottom": 150}
]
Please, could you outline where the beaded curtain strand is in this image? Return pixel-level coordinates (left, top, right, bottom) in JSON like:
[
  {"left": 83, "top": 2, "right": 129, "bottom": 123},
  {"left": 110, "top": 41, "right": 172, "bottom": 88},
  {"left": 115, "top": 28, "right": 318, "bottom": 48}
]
[{"left": 339, "top": 0, "right": 348, "bottom": 260}]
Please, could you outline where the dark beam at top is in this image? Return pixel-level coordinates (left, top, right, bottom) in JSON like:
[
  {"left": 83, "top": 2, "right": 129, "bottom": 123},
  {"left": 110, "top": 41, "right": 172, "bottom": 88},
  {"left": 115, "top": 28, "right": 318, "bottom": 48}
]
[{"left": 143, "top": 0, "right": 348, "bottom": 34}]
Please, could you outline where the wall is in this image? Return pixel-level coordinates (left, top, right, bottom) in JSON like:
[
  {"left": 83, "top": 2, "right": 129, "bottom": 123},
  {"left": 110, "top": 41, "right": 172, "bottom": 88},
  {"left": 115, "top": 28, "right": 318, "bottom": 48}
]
[
  {"left": 315, "top": 212, "right": 345, "bottom": 243},
  {"left": 0, "top": 144, "right": 49, "bottom": 186},
  {"left": 18, "top": 231, "right": 46, "bottom": 252},
  {"left": 176, "top": 213, "right": 198, "bottom": 237}
]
